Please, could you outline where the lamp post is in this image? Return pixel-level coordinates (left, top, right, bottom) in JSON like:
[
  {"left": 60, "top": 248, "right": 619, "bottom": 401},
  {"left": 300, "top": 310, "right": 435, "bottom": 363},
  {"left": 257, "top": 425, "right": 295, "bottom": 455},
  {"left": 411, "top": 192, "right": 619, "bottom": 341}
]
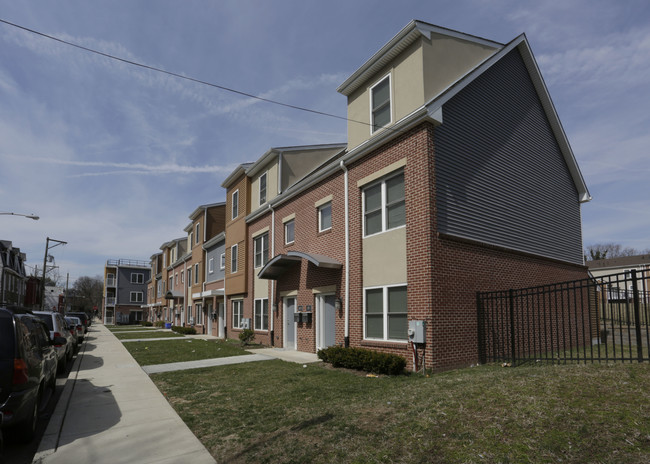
[
  {"left": 41, "top": 237, "right": 67, "bottom": 310},
  {"left": 0, "top": 212, "right": 40, "bottom": 220}
]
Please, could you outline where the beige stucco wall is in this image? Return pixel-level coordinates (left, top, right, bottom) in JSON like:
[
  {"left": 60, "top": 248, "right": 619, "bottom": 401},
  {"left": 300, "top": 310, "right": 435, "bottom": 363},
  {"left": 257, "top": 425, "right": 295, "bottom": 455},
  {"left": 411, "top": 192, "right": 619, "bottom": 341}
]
[
  {"left": 362, "top": 226, "right": 407, "bottom": 287},
  {"left": 251, "top": 161, "right": 279, "bottom": 211}
]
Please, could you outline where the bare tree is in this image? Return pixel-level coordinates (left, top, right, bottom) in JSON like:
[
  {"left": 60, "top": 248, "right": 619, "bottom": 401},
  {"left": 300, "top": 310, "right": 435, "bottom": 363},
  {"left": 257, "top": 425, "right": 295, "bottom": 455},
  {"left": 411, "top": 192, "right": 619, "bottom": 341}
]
[
  {"left": 584, "top": 243, "right": 649, "bottom": 261},
  {"left": 71, "top": 275, "right": 104, "bottom": 314}
]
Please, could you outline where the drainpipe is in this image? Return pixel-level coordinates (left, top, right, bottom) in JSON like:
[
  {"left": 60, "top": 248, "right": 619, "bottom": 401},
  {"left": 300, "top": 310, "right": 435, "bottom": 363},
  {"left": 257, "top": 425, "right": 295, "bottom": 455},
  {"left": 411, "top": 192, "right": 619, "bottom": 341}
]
[
  {"left": 340, "top": 160, "right": 350, "bottom": 347},
  {"left": 268, "top": 203, "right": 275, "bottom": 346}
]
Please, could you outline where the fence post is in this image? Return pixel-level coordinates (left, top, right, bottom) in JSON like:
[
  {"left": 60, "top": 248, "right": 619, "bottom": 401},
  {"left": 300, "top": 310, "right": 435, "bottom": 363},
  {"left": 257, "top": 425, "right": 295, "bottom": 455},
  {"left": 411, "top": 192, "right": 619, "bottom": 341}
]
[
  {"left": 476, "top": 292, "right": 486, "bottom": 364},
  {"left": 631, "top": 270, "right": 643, "bottom": 362},
  {"left": 509, "top": 289, "right": 516, "bottom": 365}
]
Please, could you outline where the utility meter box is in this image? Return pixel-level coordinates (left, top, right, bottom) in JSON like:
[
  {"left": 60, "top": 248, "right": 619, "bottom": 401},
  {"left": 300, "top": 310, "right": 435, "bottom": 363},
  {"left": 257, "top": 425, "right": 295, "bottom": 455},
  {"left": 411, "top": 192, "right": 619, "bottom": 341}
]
[
  {"left": 408, "top": 320, "right": 426, "bottom": 343},
  {"left": 240, "top": 318, "right": 251, "bottom": 330}
]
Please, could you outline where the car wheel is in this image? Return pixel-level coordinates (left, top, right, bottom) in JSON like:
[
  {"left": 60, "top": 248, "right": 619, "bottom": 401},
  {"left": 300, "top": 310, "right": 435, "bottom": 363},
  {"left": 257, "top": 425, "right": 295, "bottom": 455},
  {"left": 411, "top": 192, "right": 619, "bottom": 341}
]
[{"left": 16, "top": 390, "right": 40, "bottom": 443}]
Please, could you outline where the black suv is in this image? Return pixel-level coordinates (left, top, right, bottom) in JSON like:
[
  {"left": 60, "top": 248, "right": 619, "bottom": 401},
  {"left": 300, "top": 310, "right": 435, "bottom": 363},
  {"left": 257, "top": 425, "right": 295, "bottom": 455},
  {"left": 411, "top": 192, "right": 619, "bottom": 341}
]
[
  {"left": 66, "top": 311, "right": 90, "bottom": 333},
  {"left": 0, "top": 306, "right": 62, "bottom": 442}
]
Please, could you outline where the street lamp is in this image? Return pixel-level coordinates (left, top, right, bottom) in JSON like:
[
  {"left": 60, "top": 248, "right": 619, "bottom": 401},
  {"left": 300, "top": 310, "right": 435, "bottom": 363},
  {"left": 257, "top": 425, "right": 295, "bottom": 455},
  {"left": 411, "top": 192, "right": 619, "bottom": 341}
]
[
  {"left": 41, "top": 237, "right": 67, "bottom": 310},
  {"left": 0, "top": 212, "right": 40, "bottom": 220}
]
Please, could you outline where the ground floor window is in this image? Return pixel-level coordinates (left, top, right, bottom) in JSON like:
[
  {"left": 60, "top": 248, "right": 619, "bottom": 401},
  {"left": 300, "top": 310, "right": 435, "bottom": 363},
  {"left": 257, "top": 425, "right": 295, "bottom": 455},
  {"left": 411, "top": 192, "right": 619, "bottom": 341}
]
[
  {"left": 232, "top": 299, "right": 243, "bottom": 328},
  {"left": 188, "top": 305, "right": 193, "bottom": 324},
  {"left": 195, "top": 303, "right": 203, "bottom": 325},
  {"left": 254, "top": 298, "right": 269, "bottom": 331},
  {"left": 131, "top": 310, "right": 143, "bottom": 322},
  {"left": 364, "top": 284, "right": 407, "bottom": 341}
]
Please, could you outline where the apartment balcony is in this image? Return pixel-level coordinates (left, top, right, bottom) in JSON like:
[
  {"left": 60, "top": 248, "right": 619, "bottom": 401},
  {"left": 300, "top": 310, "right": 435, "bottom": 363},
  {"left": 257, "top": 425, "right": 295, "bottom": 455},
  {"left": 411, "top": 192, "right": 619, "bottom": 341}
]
[
  {"left": 106, "top": 297, "right": 116, "bottom": 306},
  {"left": 106, "top": 277, "right": 116, "bottom": 287}
]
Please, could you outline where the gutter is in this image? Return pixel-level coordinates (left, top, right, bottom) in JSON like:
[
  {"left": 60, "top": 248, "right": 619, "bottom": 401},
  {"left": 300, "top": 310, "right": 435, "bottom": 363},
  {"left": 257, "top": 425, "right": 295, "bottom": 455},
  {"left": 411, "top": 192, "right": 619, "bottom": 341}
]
[{"left": 340, "top": 161, "right": 350, "bottom": 347}]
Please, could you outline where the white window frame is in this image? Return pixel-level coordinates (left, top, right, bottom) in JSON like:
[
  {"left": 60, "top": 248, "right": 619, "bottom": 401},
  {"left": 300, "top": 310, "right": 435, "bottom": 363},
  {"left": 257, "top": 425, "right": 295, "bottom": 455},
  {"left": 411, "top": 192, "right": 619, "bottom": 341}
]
[
  {"left": 196, "top": 303, "right": 203, "bottom": 325},
  {"left": 362, "top": 170, "right": 405, "bottom": 237},
  {"left": 188, "top": 305, "right": 193, "bottom": 324},
  {"left": 231, "top": 244, "right": 238, "bottom": 273},
  {"left": 259, "top": 172, "right": 267, "bottom": 205},
  {"left": 254, "top": 298, "right": 269, "bottom": 331},
  {"left": 194, "top": 263, "right": 199, "bottom": 284},
  {"left": 208, "top": 257, "right": 214, "bottom": 274},
  {"left": 284, "top": 219, "right": 295, "bottom": 245},
  {"left": 195, "top": 223, "right": 200, "bottom": 245},
  {"left": 370, "top": 74, "right": 392, "bottom": 133},
  {"left": 130, "top": 291, "right": 144, "bottom": 303},
  {"left": 220, "top": 253, "right": 226, "bottom": 270},
  {"left": 254, "top": 233, "right": 269, "bottom": 268},
  {"left": 131, "top": 273, "right": 144, "bottom": 284},
  {"left": 318, "top": 202, "right": 332, "bottom": 232},
  {"left": 363, "top": 284, "right": 408, "bottom": 342},
  {"left": 187, "top": 268, "right": 192, "bottom": 288},
  {"left": 232, "top": 190, "right": 239, "bottom": 219},
  {"left": 232, "top": 299, "right": 243, "bottom": 329},
  {"left": 169, "top": 275, "right": 173, "bottom": 291}
]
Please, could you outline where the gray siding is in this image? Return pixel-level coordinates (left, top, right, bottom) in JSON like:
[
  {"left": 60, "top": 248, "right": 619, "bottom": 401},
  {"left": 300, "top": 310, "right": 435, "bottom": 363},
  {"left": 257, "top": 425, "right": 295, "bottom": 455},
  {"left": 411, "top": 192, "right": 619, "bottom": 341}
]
[
  {"left": 434, "top": 49, "right": 584, "bottom": 265},
  {"left": 205, "top": 240, "right": 226, "bottom": 284},
  {"left": 117, "top": 267, "right": 150, "bottom": 304}
]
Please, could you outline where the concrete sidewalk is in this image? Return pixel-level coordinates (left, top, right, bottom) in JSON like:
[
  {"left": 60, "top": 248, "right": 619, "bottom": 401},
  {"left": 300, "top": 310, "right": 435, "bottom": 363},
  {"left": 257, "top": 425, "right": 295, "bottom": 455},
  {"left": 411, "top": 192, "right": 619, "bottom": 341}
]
[{"left": 33, "top": 323, "right": 217, "bottom": 464}]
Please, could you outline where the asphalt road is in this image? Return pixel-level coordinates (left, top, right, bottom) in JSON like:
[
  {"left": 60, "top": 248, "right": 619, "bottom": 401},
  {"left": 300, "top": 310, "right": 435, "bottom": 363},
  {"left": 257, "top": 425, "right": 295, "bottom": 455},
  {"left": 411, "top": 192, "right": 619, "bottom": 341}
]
[{"left": 1, "top": 342, "right": 80, "bottom": 464}]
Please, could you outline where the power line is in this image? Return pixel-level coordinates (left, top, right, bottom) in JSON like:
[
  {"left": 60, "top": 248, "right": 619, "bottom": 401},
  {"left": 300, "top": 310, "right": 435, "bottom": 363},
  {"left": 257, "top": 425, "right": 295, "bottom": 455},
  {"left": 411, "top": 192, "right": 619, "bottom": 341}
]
[{"left": 0, "top": 17, "right": 365, "bottom": 126}]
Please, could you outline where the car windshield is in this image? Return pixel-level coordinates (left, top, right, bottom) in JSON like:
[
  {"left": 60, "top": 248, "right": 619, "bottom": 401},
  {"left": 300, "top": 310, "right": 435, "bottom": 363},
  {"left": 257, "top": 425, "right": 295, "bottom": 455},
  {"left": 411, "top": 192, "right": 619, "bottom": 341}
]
[{"left": 0, "top": 313, "right": 15, "bottom": 359}]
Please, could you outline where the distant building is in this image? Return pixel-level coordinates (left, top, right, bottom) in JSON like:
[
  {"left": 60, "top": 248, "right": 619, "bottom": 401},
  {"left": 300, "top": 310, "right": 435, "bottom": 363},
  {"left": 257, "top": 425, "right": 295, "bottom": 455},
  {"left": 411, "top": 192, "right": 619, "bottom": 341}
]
[
  {"left": 0, "top": 240, "right": 28, "bottom": 306},
  {"left": 103, "top": 259, "right": 151, "bottom": 324}
]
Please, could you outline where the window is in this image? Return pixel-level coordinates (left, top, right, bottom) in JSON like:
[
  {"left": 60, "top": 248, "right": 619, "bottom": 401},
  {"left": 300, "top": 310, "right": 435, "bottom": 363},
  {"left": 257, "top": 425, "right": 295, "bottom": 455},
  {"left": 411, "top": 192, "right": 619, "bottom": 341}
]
[
  {"left": 189, "top": 232, "right": 193, "bottom": 248},
  {"left": 208, "top": 257, "right": 214, "bottom": 274},
  {"left": 285, "top": 219, "right": 295, "bottom": 244},
  {"left": 232, "top": 300, "right": 243, "bottom": 328},
  {"left": 131, "top": 273, "right": 144, "bottom": 284},
  {"left": 363, "top": 171, "right": 405, "bottom": 236},
  {"left": 231, "top": 244, "right": 238, "bottom": 273},
  {"left": 181, "top": 271, "right": 184, "bottom": 284},
  {"left": 195, "top": 223, "right": 200, "bottom": 244},
  {"left": 254, "top": 299, "right": 269, "bottom": 331},
  {"left": 169, "top": 276, "right": 173, "bottom": 291},
  {"left": 156, "top": 280, "right": 162, "bottom": 298},
  {"left": 364, "top": 285, "right": 407, "bottom": 341},
  {"left": 196, "top": 303, "right": 203, "bottom": 325},
  {"left": 194, "top": 263, "right": 199, "bottom": 284},
  {"left": 371, "top": 75, "right": 391, "bottom": 132},
  {"left": 259, "top": 172, "right": 267, "bottom": 205},
  {"left": 220, "top": 253, "right": 226, "bottom": 270},
  {"left": 254, "top": 233, "right": 269, "bottom": 268},
  {"left": 187, "top": 268, "right": 192, "bottom": 287},
  {"left": 232, "top": 190, "right": 239, "bottom": 219},
  {"left": 130, "top": 291, "right": 144, "bottom": 303},
  {"left": 188, "top": 305, "right": 193, "bottom": 324},
  {"left": 318, "top": 203, "right": 332, "bottom": 232}
]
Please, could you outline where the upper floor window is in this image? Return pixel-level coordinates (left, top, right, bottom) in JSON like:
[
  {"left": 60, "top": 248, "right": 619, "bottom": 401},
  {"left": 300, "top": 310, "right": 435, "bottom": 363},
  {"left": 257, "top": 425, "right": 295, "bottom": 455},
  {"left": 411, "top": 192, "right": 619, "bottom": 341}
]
[
  {"left": 285, "top": 219, "right": 295, "bottom": 245},
  {"left": 189, "top": 232, "right": 193, "bottom": 248},
  {"left": 194, "top": 263, "right": 199, "bottom": 284},
  {"left": 363, "top": 171, "right": 405, "bottom": 237},
  {"left": 231, "top": 244, "right": 238, "bottom": 273},
  {"left": 169, "top": 276, "right": 173, "bottom": 290},
  {"left": 259, "top": 172, "right": 267, "bottom": 205},
  {"left": 187, "top": 268, "right": 192, "bottom": 287},
  {"left": 195, "top": 223, "right": 200, "bottom": 244},
  {"left": 130, "top": 291, "right": 144, "bottom": 303},
  {"left": 220, "top": 253, "right": 226, "bottom": 270},
  {"left": 232, "top": 190, "right": 239, "bottom": 219},
  {"left": 371, "top": 75, "right": 391, "bottom": 133},
  {"left": 131, "top": 273, "right": 144, "bottom": 284},
  {"left": 208, "top": 257, "right": 214, "bottom": 274},
  {"left": 318, "top": 203, "right": 332, "bottom": 232},
  {"left": 254, "top": 233, "right": 269, "bottom": 268}
]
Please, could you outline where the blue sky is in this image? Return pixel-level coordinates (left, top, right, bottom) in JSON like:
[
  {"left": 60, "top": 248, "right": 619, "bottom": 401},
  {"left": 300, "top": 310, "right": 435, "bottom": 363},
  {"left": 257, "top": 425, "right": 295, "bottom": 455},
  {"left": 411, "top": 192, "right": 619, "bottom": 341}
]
[{"left": 1, "top": 0, "right": 649, "bottom": 283}]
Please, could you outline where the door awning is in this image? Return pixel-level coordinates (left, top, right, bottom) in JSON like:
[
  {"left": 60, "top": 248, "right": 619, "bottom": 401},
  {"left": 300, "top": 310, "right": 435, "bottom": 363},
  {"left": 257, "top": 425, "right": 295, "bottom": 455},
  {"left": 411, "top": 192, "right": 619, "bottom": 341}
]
[
  {"left": 164, "top": 290, "right": 184, "bottom": 300},
  {"left": 258, "top": 251, "right": 342, "bottom": 280}
]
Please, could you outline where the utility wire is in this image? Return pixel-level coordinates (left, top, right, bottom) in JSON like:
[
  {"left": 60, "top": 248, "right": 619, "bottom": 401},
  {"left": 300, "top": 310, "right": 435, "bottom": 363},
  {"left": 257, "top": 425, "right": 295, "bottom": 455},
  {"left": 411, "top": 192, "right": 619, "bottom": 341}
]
[{"left": 0, "top": 18, "right": 369, "bottom": 127}]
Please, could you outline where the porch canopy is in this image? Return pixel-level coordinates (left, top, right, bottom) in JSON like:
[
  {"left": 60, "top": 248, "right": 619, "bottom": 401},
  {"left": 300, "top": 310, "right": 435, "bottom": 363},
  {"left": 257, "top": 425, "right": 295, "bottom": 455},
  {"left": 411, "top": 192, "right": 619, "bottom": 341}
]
[
  {"left": 164, "top": 290, "right": 184, "bottom": 300},
  {"left": 258, "top": 251, "right": 342, "bottom": 280}
]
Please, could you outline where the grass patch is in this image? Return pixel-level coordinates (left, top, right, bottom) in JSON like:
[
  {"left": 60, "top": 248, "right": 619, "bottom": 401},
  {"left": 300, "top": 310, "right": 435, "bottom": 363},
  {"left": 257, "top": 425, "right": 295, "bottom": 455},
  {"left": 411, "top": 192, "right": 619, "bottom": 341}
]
[
  {"left": 107, "top": 325, "right": 158, "bottom": 332},
  {"left": 151, "top": 361, "right": 650, "bottom": 463},
  {"left": 125, "top": 338, "right": 249, "bottom": 365},
  {"left": 114, "top": 331, "right": 184, "bottom": 340}
]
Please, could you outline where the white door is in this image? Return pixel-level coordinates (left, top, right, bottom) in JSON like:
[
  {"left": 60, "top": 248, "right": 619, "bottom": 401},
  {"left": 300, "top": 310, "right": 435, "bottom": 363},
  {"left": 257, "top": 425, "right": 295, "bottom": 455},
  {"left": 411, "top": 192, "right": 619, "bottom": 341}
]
[
  {"left": 316, "top": 294, "right": 336, "bottom": 350},
  {"left": 218, "top": 302, "right": 225, "bottom": 338},
  {"left": 284, "top": 297, "right": 297, "bottom": 350}
]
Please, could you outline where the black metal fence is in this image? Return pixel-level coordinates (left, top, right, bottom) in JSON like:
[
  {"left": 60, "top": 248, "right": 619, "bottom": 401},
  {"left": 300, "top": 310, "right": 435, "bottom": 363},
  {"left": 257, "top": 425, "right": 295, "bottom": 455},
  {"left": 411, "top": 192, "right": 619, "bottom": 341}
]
[{"left": 477, "top": 269, "right": 650, "bottom": 366}]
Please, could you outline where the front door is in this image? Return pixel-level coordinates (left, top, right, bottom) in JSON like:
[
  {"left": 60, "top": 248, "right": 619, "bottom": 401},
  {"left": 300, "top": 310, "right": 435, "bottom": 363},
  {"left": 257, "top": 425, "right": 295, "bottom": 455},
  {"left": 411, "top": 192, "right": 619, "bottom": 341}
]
[
  {"left": 218, "top": 302, "right": 225, "bottom": 338},
  {"left": 284, "top": 297, "right": 297, "bottom": 350},
  {"left": 316, "top": 294, "right": 336, "bottom": 350},
  {"left": 207, "top": 303, "right": 213, "bottom": 336}
]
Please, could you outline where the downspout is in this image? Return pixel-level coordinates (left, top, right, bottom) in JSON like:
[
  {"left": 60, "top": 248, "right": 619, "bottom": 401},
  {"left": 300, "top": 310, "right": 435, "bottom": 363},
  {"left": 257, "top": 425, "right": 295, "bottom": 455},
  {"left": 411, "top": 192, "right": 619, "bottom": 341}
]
[
  {"left": 268, "top": 203, "right": 275, "bottom": 346},
  {"left": 340, "top": 160, "right": 350, "bottom": 347}
]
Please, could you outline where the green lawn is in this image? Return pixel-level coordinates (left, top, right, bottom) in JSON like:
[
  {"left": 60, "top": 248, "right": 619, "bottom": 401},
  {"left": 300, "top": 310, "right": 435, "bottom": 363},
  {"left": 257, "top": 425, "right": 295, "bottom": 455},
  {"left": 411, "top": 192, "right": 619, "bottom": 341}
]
[
  {"left": 114, "top": 331, "right": 184, "bottom": 340},
  {"left": 151, "top": 361, "right": 650, "bottom": 464},
  {"left": 124, "top": 338, "right": 249, "bottom": 365},
  {"left": 106, "top": 325, "right": 158, "bottom": 332}
]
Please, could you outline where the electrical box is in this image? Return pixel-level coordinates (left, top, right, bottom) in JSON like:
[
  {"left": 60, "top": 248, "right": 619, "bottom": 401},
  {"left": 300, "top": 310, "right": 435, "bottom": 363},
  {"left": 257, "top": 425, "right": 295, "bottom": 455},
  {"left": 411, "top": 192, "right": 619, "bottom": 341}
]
[{"left": 408, "top": 320, "right": 426, "bottom": 343}]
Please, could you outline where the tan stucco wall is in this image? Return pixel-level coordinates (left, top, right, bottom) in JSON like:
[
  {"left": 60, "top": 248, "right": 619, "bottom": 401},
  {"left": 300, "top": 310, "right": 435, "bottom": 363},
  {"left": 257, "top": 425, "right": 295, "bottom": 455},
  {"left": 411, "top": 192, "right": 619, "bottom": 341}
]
[
  {"left": 362, "top": 226, "right": 407, "bottom": 287},
  {"left": 251, "top": 161, "right": 279, "bottom": 211}
]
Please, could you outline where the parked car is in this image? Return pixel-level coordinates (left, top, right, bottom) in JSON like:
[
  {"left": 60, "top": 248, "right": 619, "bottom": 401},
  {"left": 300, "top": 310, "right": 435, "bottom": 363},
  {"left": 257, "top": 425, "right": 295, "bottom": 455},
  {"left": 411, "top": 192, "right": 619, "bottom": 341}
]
[
  {"left": 33, "top": 311, "right": 75, "bottom": 373},
  {"left": 66, "top": 312, "right": 90, "bottom": 333},
  {"left": 65, "top": 316, "right": 84, "bottom": 344},
  {"left": 0, "top": 306, "right": 61, "bottom": 443}
]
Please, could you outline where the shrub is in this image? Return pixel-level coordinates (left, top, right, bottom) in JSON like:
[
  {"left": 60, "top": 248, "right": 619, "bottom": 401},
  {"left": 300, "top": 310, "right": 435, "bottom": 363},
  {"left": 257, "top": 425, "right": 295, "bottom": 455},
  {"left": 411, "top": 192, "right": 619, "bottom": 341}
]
[
  {"left": 318, "top": 346, "right": 406, "bottom": 376},
  {"left": 239, "top": 329, "right": 255, "bottom": 346},
  {"left": 140, "top": 321, "right": 153, "bottom": 327},
  {"left": 154, "top": 320, "right": 165, "bottom": 328},
  {"left": 171, "top": 326, "right": 197, "bottom": 335}
]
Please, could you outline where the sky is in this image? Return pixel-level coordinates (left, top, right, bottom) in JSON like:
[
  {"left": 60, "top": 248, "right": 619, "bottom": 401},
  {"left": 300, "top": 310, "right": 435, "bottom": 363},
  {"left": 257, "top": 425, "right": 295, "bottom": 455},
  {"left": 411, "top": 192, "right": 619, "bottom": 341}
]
[{"left": 1, "top": 0, "right": 649, "bottom": 284}]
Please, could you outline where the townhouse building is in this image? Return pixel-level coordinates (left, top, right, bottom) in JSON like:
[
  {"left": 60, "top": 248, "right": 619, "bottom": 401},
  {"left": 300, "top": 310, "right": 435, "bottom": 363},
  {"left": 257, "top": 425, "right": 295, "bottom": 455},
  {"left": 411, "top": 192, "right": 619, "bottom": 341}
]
[
  {"left": 0, "top": 240, "right": 28, "bottom": 306},
  {"left": 221, "top": 20, "right": 591, "bottom": 371},
  {"left": 103, "top": 259, "right": 151, "bottom": 324}
]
